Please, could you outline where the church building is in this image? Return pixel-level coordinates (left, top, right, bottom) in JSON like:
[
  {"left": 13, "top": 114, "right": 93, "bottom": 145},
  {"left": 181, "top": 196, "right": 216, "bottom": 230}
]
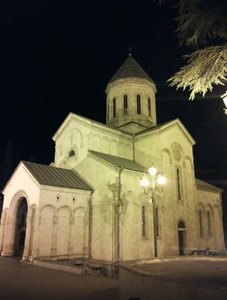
[{"left": 0, "top": 55, "right": 225, "bottom": 270}]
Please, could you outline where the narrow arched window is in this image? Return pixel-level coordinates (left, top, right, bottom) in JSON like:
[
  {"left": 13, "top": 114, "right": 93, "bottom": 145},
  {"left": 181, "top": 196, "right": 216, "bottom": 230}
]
[
  {"left": 137, "top": 95, "right": 141, "bottom": 114},
  {"left": 176, "top": 168, "right": 181, "bottom": 200},
  {"left": 148, "top": 97, "right": 151, "bottom": 116},
  {"left": 113, "top": 98, "right": 116, "bottom": 118},
  {"left": 198, "top": 210, "right": 204, "bottom": 238},
  {"left": 207, "top": 211, "right": 212, "bottom": 238},
  {"left": 178, "top": 220, "right": 185, "bottom": 229},
  {"left": 123, "top": 95, "right": 128, "bottom": 115},
  {"left": 141, "top": 205, "right": 146, "bottom": 237}
]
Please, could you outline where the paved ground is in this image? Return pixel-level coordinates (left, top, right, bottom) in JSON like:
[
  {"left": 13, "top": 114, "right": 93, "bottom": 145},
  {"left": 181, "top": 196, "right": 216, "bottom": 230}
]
[
  {"left": 0, "top": 257, "right": 119, "bottom": 300},
  {"left": 120, "top": 257, "right": 227, "bottom": 300},
  {"left": 128, "top": 258, "right": 227, "bottom": 289},
  {"left": 2, "top": 256, "right": 227, "bottom": 300}
]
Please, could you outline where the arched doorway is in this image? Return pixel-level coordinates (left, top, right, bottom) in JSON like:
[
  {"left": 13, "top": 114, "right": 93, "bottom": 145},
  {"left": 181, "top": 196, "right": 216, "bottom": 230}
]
[
  {"left": 178, "top": 221, "right": 186, "bottom": 256},
  {"left": 14, "top": 198, "right": 28, "bottom": 256}
]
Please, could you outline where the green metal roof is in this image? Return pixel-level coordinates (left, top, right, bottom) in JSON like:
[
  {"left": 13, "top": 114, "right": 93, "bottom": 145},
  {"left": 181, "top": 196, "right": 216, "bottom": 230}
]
[
  {"left": 108, "top": 55, "right": 155, "bottom": 85},
  {"left": 22, "top": 161, "right": 93, "bottom": 191},
  {"left": 89, "top": 150, "right": 147, "bottom": 173}
]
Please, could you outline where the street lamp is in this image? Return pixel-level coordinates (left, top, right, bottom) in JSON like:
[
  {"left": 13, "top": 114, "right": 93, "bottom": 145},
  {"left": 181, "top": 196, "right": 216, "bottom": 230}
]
[{"left": 140, "top": 163, "right": 167, "bottom": 257}]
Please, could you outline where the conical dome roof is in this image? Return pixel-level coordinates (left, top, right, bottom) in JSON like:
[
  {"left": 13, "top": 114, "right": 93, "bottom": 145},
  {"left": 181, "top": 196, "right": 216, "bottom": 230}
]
[{"left": 108, "top": 55, "right": 155, "bottom": 85}]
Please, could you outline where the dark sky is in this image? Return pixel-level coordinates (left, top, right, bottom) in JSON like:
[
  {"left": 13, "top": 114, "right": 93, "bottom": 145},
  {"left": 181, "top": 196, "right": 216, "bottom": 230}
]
[{"left": 1, "top": 0, "right": 227, "bottom": 188}]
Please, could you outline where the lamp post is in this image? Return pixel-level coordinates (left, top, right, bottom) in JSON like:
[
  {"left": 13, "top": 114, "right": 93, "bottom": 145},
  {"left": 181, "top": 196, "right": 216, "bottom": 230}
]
[{"left": 140, "top": 163, "right": 167, "bottom": 257}]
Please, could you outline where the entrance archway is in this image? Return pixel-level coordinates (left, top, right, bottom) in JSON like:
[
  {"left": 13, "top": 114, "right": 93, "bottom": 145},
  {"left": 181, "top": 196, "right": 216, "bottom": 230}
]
[
  {"left": 178, "top": 221, "right": 186, "bottom": 256},
  {"left": 14, "top": 198, "right": 28, "bottom": 256}
]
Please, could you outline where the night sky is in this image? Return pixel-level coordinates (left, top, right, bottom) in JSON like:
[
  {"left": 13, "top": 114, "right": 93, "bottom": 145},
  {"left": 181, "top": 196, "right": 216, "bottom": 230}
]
[{"left": 1, "top": 0, "right": 227, "bottom": 189}]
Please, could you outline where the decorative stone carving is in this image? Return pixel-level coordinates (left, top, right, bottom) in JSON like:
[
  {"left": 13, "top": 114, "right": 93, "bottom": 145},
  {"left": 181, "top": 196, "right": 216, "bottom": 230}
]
[{"left": 172, "top": 142, "right": 183, "bottom": 162}]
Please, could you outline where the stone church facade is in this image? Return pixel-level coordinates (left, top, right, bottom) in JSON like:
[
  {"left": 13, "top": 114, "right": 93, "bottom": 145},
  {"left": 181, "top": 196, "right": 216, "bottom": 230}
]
[{"left": 0, "top": 55, "right": 225, "bottom": 268}]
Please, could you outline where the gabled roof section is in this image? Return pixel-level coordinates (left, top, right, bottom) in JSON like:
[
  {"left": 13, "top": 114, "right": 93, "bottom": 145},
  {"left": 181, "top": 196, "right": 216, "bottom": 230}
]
[
  {"left": 52, "top": 112, "right": 132, "bottom": 141},
  {"left": 108, "top": 55, "right": 155, "bottom": 85},
  {"left": 135, "top": 118, "right": 196, "bottom": 145},
  {"left": 196, "top": 178, "right": 222, "bottom": 192},
  {"left": 22, "top": 161, "right": 93, "bottom": 191},
  {"left": 89, "top": 150, "right": 147, "bottom": 173}
]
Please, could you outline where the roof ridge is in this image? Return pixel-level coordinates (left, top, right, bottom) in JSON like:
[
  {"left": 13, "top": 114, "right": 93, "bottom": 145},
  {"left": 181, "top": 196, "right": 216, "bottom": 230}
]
[{"left": 89, "top": 150, "right": 147, "bottom": 173}]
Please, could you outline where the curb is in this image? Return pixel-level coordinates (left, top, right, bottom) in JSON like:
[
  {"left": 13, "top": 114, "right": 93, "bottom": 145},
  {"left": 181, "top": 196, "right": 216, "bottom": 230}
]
[{"left": 33, "top": 260, "right": 86, "bottom": 275}]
